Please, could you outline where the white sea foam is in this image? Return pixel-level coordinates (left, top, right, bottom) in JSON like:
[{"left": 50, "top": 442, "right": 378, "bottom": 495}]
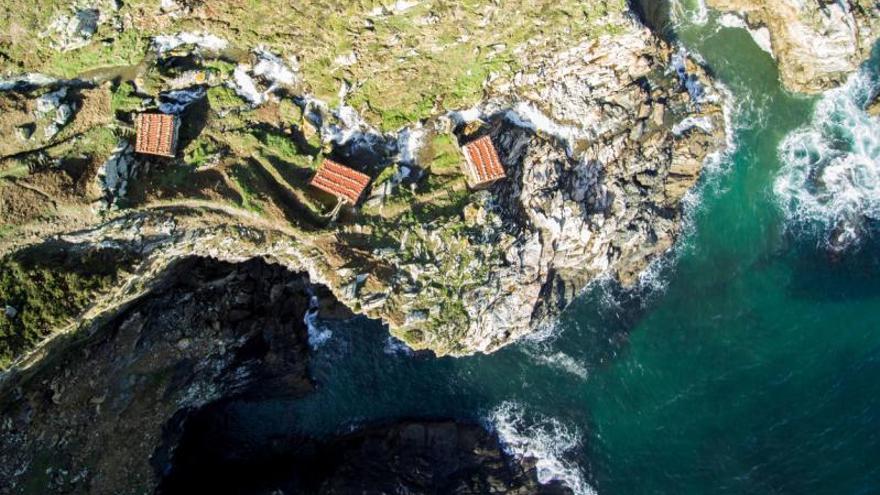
[
  {"left": 691, "top": 0, "right": 709, "bottom": 25},
  {"left": 304, "top": 294, "right": 332, "bottom": 349},
  {"left": 678, "top": 80, "right": 738, "bottom": 240},
  {"left": 383, "top": 336, "right": 414, "bottom": 356},
  {"left": 669, "top": 0, "right": 708, "bottom": 26},
  {"left": 672, "top": 115, "right": 714, "bottom": 136},
  {"left": 774, "top": 68, "right": 880, "bottom": 249},
  {"left": 522, "top": 348, "right": 589, "bottom": 381},
  {"left": 489, "top": 402, "right": 596, "bottom": 495}
]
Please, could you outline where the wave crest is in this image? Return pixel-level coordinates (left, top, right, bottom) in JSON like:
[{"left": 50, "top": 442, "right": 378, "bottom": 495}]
[
  {"left": 489, "top": 402, "right": 596, "bottom": 495},
  {"left": 774, "top": 68, "right": 880, "bottom": 250}
]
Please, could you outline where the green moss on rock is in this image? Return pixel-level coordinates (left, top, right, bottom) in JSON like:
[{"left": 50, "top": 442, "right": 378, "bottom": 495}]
[{"left": 0, "top": 241, "right": 134, "bottom": 368}]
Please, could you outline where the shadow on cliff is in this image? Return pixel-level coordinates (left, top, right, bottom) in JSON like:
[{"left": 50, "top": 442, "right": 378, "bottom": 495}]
[{"left": 628, "top": 0, "right": 677, "bottom": 42}]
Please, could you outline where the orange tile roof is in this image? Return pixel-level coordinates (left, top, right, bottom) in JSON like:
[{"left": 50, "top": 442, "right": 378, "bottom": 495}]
[
  {"left": 461, "top": 135, "right": 505, "bottom": 188},
  {"left": 310, "top": 159, "right": 371, "bottom": 205},
  {"left": 135, "top": 113, "right": 179, "bottom": 157}
]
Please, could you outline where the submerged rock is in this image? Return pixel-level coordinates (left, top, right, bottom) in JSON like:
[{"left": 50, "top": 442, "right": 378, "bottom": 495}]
[{"left": 868, "top": 93, "right": 880, "bottom": 117}]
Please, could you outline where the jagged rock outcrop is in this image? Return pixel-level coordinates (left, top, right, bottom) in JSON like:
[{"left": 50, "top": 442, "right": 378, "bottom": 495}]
[
  {"left": 707, "top": 0, "right": 880, "bottom": 93},
  {"left": 160, "top": 415, "right": 569, "bottom": 494},
  {"left": 0, "top": 257, "right": 318, "bottom": 493},
  {"left": 0, "top": 257, "right": 565, "bottom": 494},
  {"left": 374, "top": 24, "right": 727, "bottom": 354}
]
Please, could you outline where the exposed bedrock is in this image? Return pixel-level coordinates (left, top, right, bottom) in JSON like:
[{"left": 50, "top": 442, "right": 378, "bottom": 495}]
[
  {"left": 0, "top": 257, "right": 561, "bottom": 494},
  {"left": 0, "top": 257, "right": 317, "bottom": 493},
  {"left": 0, "top": 17, "right": 727, "bottom": 357},
  {"left": 159, "top": 411, "right": 569, "bottom": 495},
  {"left": 706, "top": 0, "right": 880, "bottom": 93}
]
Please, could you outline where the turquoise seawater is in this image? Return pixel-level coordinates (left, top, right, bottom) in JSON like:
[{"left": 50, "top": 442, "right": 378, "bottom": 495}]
[{"left": 231, "top": 5, "right": 880, "bottom": 494}]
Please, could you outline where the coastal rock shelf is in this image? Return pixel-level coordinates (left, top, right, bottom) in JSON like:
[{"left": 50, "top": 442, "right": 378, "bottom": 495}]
[
  {"left": 706, "top": 0, "right": 880, "bottom": 93},
  {"left": 0, "top": 6, "right": 727, "bottom": 358},
  {"left": 0, "top": 257, "right": 564, "bottom": 494}
]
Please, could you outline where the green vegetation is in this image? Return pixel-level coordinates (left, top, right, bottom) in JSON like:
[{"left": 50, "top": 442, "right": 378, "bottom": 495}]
[
  {"left": 0, "top": 242, "right": 133, "bottom": 368},
  {"left": 1, "top": 0, "right": 626, "bottom": 132},
  {"left": 0, "top": 0, "right": 631, "bottom": 353},
  {"left": 207, "top": 85, "right": 247, "bottom": 112},
  {"left": 0, "top": 161, "right": 30, "bottom": 180},
  {"left": 48, "top": 30, "right": 147, "bottom": 79},
  {"left": 229, "top": 163, "right": 265, "bottom": 213},
  {"left": 426, "top": 133, "right": 461, "bottom": 174},
  {"left": 259, "top": 131, "right": 304, "bottom": 163},
  {"left": 111, "top": 82, "right": 143, "bottom": 115},
  {"left": 158, "top": 163, "right": 196, "bottom": 189},
  {"left": 184, "top": 137, "right": 223, "bottom": 168},
  {"left": 0, "top": 224, "right": 14, "bottom": 241}
]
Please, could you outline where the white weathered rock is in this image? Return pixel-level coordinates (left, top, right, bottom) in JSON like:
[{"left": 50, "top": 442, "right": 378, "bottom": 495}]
[
  {"left": 42, "top": 0, "right": 120, "bottom": 52},
  {"left": 96, "top": 141, "right": 137, "bottom": 209}
]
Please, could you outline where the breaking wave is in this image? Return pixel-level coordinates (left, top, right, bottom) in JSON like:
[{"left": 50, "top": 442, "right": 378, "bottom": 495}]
[
  {"left": 669, "top": 0, "right": 708, "bottom": 27},
  {"left": 489, "top": 402, "right": 596, "bottom": 495},
  {"left": 383, "top": 335, "right": 414, "bottom": 356},
  {"left": 304, "top": 293, "right": 332, "bottom": 349},
  {"left": 774, "top": 68, "right": 880, "bottom": 250}
]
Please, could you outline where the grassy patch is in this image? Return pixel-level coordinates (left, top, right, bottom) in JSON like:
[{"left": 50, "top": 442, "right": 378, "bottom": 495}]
[
  {"left": 47, "top": 30, "right": 147, "bottom": 79},
  {"left": 0, "top": 242, "right": 134, "bottom": 368},
  {"left": 111, "top": 81, "right": 143, "bottom": 115},
  {"left": 207, "top": 85, "right": 247, "bottom": 112},
  {"left": 183, "top": 137, "right": 222, "bottom": 168},
  {"left": 427, "top": 133, "right": 461, "bottom": 174},
  {"left": 0, "top": 161, "right": 30, "bottom": 180},
  {"left": 228, "top": 163, "right": 264, "bottom": 213}
]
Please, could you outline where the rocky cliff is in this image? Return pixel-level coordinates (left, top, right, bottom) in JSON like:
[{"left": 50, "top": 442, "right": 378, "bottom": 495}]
[
  {"left": 707, "top": 0, "right": 880, "bottom": 93},
  {"left": 0, "top": 2, "right": 727, "bottom": 359},
  {"left": 0, "top": 257, "right": 558, "bottom": 494},
  {"left": 161, "top": 413, "right": 568, "bottom": 495}
]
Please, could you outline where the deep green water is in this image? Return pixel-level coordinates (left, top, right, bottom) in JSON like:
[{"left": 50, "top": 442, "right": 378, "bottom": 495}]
[{"left": 233, "top": 6, "right": 880, "bottom": 494}]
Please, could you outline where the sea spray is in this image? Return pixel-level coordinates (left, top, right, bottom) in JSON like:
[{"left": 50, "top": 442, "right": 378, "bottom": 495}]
[
  {"left": 489, "top": 402, "right": 596, "bottom": 495},
  {"left": 669, "top": 0, "right": 708, "bottom": 27},
  {"left": 774, "top": 67, "right": 880, "bottom": 250},
  {"left": 304, "top": 289, "right": 332, "bottom": 349},
  {"left": 383, "top": 335, "right": 415, "bottom": 356}
]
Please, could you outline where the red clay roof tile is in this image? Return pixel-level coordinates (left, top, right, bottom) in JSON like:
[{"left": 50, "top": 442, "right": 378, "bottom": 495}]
[
  {"left": 310, "top": 159, "right": 371, "bottom": 205},
  {"left": 461, "top": 135, "right": 505, "bottom": 188},
  {"left": 135, "top": 113, "right": 179, "bottom": 157}
]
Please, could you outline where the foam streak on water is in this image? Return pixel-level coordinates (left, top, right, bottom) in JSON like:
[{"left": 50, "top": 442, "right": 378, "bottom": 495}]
[
  {"left": 774, "top": 68, "right": 880, "bottom": 249},
  {"left": 669, "top": 0, "right": 708, "bottom": 27},
  {"left": 489, "top": 402, "right": 596, "bottom": 495}
]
